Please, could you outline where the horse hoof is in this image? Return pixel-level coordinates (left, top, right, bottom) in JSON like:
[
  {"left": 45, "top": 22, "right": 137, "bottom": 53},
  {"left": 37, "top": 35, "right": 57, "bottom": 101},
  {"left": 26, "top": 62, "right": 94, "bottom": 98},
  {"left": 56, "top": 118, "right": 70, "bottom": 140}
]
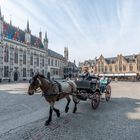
[
  {"left": 44, "top": 120, "right": 51, "bottom": 126},
  {"left": 65, "top": 107, "right": 69, "bottom": 113},
  {"left": 73, "top": 108, "right": 77, "bottom": 113}
]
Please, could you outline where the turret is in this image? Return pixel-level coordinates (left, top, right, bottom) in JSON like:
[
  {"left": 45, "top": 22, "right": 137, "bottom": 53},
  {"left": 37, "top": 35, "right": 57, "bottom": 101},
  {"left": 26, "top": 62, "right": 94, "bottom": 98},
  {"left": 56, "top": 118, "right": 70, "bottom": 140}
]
[
  {"left": 43, "top": 31, "right": 48, "bottom": 49},
  {"left": 0, "top": 7, "right": 4, "bottom": 42},
  {"left": 39, "top": 29, "right": 42, "bottom": 41},
  {"left": 64, "top": 47, "right": 68, "bottom": 61},
  {"left": 25, "top": 20, "right": 31, "bottom": 44}
]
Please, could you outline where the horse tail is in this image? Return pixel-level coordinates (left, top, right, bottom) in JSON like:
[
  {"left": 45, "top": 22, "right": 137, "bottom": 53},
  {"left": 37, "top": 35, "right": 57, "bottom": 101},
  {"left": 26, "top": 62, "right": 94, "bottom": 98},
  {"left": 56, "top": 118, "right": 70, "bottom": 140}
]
[{"left": 67, "top": 80, "right": 77, "bottom": 92}]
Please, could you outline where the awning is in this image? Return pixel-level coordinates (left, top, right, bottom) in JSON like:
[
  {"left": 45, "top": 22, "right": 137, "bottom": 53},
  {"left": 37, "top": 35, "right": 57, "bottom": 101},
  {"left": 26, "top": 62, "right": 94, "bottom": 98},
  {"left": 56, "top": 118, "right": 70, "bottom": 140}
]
[
  {"left": 124, "top": 73, "right": 137, "bottom": 76},
  {"left": 118, "top": 73, "right": 125, "bottom": 76}
]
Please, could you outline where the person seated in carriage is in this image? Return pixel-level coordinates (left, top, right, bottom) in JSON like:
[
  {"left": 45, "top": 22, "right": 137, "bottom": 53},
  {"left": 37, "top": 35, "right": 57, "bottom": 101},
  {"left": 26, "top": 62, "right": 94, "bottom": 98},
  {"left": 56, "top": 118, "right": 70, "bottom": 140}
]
[
  {"left": 82, "top": 68, "right": 90, "bottom": 80},
  {"left": 100, "top": 76, "right": 108, "bottom": 94}
]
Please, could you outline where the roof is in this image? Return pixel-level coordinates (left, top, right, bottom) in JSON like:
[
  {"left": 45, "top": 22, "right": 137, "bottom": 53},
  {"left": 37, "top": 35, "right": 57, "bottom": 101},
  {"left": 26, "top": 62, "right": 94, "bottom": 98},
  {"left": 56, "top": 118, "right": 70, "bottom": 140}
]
[
  {"left": 48, "top": 49, "right": 65, "bottom": 60},
  {"left": 3, "top": 21, "right": 44, "bottom": 49},
  {"left": 105, "top": 57, "right": 117, "bottom": 64},
  {"left": 68, "top": 61, "right": 77, "bottom": 68}
]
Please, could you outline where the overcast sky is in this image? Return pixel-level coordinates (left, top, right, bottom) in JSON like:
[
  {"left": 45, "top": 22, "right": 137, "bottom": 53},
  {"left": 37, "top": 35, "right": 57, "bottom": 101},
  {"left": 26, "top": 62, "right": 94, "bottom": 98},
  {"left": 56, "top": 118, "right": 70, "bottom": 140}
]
[{"left": 1, "top": 0, "right": 140, "bottom": 64}]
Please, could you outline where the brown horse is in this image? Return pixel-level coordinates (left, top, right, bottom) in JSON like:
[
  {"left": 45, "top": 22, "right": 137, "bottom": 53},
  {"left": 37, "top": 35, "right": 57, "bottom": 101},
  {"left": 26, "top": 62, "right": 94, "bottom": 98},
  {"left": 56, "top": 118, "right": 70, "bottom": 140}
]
[{"left": 28, "top": 73, "right": 79, "bottom": 125}]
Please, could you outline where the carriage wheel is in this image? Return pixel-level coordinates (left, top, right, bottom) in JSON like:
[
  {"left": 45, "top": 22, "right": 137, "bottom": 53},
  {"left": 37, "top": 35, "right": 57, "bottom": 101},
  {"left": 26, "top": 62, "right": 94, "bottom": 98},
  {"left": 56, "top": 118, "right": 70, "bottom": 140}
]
[
  {"left": 105, "top": 85, "right": 111, "bottom": 102},
  {"left": 91, "top": 91, "right": 100, "bottom": 110}
]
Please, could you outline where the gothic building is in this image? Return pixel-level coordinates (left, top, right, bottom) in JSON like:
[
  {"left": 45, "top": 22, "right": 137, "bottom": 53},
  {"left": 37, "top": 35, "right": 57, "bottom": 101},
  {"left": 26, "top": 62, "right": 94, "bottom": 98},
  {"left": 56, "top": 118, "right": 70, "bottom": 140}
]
[
  {"left": 79, "top": 54, "right": 140, "bottom": 81},
  {"left": 0, "top": 9, "right": 66, "bottom": 82}
]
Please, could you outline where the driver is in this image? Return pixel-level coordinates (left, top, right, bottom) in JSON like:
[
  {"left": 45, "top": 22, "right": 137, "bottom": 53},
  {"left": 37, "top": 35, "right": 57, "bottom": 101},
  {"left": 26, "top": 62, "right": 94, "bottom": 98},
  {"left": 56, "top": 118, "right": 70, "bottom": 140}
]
[{"left": 83, "top": 68, "right": 90, "bottom": 80}]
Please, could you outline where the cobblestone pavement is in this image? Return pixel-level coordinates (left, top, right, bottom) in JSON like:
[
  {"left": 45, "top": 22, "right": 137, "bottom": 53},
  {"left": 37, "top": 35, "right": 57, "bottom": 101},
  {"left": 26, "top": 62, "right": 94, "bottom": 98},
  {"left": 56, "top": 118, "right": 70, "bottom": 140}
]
[{"left": 0, "top": 82, "right": 140, "bottom": 140}]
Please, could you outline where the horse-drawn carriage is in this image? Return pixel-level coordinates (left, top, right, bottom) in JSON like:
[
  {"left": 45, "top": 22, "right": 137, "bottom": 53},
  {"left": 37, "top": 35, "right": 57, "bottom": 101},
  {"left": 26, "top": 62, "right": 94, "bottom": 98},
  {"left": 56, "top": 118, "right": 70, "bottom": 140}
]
[
  {"left": 27, "top": 73, "right": 111, "bottom": 125},
  {"left": 75, "top": 75, "right": 111, "bottom": 109}
]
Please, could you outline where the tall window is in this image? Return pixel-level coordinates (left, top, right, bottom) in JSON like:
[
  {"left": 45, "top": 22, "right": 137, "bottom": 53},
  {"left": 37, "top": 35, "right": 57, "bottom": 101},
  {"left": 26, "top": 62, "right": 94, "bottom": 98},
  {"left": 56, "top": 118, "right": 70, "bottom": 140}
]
[
  {"left": 4, "top": 66, "right": 9, "bottom": 77},
  {"left": 119, "top": 60, "right": 122, "bottom": 72},
  {"left": 42, "top": 56, "right": 44, "bottom": 67},
  {"left": 109, "top": 66, "right": 112, "bottom": 72},
  {"left": 23, "top": 51, "right": 26, "bottom": 65},
  {"left": 95, "top": 66, "right": 97, "bottom": 73},
  {"left": 4, "top": 45, "right": 9, "bottom": 63},
  {"left": 137, "top": 57, "right": 140, "bottom": 71},
  {"left": 30, "top": 68, "right": 33, "bottom": 77},
  {"left": 30, "top": 53, "right": 33, "bottom": 65},
  {"left": 115, "top": 65, "right": 118, "bottom": 72},
  {"left": 51, "top": 59, "right": 54, "bottom": 66},
  {"left": 101, "top": 61, "right": 104, "bottom": 72},
  {"left": 55, "top": 60, "right": 57, "bottom": 66},
  {"left": 23, "top": 68, "right": 26, "bottom": 77},
  {"left": 123, "top": 65, "right": 126, "bottom": 71},
  {"left": 37, "top": 55, "right": 39, "bottom": 66},
  {"left": 105, "top": 66, "right": 107, "bottom": 72},
  {"left": 14, "top": 47, "right": 18, "bottom": 64},
  {"left": 129, "top": 64, "right": 133, "bottom": 71},
  {"left": 48, "top": 58, "right": 50, "bottom": 65},
  {"left": 98, "top": 62, "right": 100, "bottom": 73}
]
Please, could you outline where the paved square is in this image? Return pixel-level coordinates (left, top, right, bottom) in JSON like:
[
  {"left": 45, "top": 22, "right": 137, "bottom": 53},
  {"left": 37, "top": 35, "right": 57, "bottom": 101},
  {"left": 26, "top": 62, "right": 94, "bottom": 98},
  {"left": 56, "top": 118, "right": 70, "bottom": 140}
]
[{"left": 0, "top": 82, "right": 140, "bottom": 140}]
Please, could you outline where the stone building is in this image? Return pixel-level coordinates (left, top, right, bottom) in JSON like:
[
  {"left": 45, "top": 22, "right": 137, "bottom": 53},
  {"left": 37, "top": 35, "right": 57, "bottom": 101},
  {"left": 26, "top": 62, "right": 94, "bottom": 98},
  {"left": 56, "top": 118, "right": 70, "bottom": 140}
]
[
  {"left": 47, "top": 49, "right": 66, "bottom": 79},
  {"left": 79, "top": 54, "right": 140, "bottom": 81},
  {"left": 0, "top": 9, "right": 66, "bottom": 82}
]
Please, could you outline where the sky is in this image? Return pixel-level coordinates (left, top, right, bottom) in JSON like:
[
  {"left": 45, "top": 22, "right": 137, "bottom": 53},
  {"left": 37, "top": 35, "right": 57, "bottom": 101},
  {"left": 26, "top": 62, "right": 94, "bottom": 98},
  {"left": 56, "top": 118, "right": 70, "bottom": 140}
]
[{"left": 1, "top": 0, "right": 140, "bottom": 65}]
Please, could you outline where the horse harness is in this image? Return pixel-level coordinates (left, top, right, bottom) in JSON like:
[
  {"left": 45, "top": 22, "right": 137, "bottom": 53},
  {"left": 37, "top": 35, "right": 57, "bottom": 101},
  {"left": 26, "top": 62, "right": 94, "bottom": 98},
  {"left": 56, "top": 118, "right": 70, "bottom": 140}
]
[{"left": 42, "top": 80, "right": 63, "bottom": 100}]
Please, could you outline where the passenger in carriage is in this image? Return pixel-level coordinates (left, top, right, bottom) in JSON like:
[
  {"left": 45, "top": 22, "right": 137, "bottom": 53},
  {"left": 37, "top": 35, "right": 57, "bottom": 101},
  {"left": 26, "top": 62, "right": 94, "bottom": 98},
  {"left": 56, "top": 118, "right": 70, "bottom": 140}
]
[{"left": 100, "top": 76, "right": 108, "bottom": 94}]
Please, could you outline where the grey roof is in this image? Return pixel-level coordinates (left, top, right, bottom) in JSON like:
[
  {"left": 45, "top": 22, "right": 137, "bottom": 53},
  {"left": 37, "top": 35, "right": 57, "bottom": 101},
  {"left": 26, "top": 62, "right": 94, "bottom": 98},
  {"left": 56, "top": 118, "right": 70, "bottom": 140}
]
[
  {"left": 105, "top": 57, "right": 117, "bottom": 64},
  {"left": 68, "top": 61, "right": 77, "bottom": 68},
  {"left": 48, "top": 49, "right": 65, "bottom": 60},
  {"left": 105, "top": 55, "right": 137, "bottom": 64},
  {"left": 124, "top": 55, "right": 137, "bottom": 62}
]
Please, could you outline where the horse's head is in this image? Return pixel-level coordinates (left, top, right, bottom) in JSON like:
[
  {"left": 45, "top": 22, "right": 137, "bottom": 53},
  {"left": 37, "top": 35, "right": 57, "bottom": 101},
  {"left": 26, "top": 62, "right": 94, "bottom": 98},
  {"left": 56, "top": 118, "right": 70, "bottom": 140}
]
[{"left": 28, "top": 73, "right": 42, "bottom": 95}]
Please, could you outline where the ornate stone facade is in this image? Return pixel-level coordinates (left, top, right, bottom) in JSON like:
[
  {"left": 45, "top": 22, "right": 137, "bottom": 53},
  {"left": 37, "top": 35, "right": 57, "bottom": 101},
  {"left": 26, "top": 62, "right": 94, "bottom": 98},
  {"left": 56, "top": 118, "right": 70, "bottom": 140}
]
[
  {"left": 0, "top": 9, "right": 66, "bottom": 82},
  {"left": 79, "top": 54, "right": 140, "bottom": 80}
]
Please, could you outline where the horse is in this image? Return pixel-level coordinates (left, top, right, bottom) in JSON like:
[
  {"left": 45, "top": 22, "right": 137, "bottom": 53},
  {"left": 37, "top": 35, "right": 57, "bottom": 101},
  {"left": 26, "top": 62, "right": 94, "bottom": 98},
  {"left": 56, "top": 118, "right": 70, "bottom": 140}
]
[{"left": 27, "top": 73, "right": 79, "bottom": 125}]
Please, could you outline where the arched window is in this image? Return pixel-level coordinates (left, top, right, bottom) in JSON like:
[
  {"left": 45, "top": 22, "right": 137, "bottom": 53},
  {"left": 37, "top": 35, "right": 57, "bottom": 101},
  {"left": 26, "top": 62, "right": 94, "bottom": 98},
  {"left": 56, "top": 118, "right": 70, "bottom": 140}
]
[
  {"left": 129, "top": 64, "right": 133, "bottom": 71},
  {"left": 101, "top": 61, "right": 104, "bottom": 72},
  {"left": 137, "top": 57, "right": 140, "bottom": 71},
  {"left": 98, "top": 61, "right": 100, "bottom": 72},
  {"left": 14, "top": 47, "right": 18, "bottom": 64},
  {"left": 4, "top": 45, "right": 9, "bottom": 62},
  {"left": 30, "top": 53, "right": 33, "bottom": 65},
  {"left": 42, "top": 56, "right": 44, "bottom": 67},
  {"left": 123, "top": 65, "right": 126, "bottom": 71},
  {"left": 23, "top": 50, "right": 26, "bottom": 65},
  {"left": 119, "top": 59, "right": 122, "bottom": 72},
  {"left": 37, "top": 55, "right": 39, "bottom": 66},
  {"left": 105, "top": 66, "right": 107, "bottom": 72}
]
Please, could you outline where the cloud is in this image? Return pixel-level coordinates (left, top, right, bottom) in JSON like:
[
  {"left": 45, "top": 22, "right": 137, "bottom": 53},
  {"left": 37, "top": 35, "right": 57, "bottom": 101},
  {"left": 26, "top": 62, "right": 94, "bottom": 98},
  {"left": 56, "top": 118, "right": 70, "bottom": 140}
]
[{"left": 1, "top": 0, "right": 140, "bottom": 64}]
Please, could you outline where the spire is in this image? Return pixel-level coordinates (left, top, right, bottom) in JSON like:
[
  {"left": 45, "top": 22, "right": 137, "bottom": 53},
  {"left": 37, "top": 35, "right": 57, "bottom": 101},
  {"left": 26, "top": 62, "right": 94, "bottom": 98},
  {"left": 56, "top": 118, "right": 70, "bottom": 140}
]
[
  {"left": 44, "top": 31, "right": 48, "bottom": 43},
  {"left": 0, "top": 7, "right": 1, "bottom": 17},
  {"left": 0, "top": 6, "right": 3, "bottom": 20},
  {"left": 39, "top": 28, "right": 42, "bottom": 41},
  {"left": 45, "top": 31, "right": 47, "bottom": 39},
  {"left": 27, "top": 20, "right": 30, "bottom": 33}
]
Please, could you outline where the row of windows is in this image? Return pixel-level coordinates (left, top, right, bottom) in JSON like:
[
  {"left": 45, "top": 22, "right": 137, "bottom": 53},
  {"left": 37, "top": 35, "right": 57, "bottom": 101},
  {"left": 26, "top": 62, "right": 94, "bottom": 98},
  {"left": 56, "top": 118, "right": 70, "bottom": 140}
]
[
  {"left": 3, "top": 66, "right": 44, "bottom": 77},
  {"left": 96, "top": 64, "right": 133, "bottom": 73},
  {"left": 48, "top": 58, "right": 60, "bottom": 67},
  {"left": 4, "top": 46, "right": 45, "bottom": 67}
]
